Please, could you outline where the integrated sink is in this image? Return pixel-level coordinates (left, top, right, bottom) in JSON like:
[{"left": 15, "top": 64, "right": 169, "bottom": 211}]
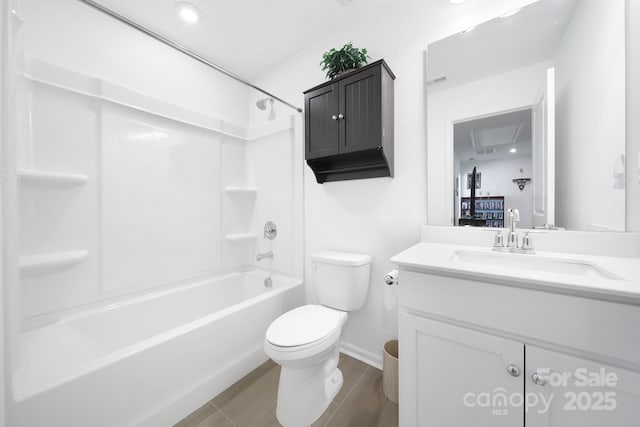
[{"left": 451, "top": 249, "right": 623, "bottom": 281}]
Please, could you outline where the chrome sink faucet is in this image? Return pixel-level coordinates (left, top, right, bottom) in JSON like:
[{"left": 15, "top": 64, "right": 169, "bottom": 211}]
[
  {"left": 507, "top": 209, "right": 520, "bottom": 250},
  {"left": 256, "top": 250, "right": 274, "bottom": 261},
  {"left": 493, "top": 209, "right": 534, "bottom": 254}
]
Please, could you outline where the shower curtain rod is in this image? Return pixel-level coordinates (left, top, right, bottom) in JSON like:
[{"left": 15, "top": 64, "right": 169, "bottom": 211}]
[{"left": 77, "top": 0, "right": 303, "bottom": 113}]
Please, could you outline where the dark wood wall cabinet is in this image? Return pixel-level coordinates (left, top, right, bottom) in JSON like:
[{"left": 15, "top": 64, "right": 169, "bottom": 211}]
[{"left": 304, "top": 59, "right": 395, "bottom": 183}]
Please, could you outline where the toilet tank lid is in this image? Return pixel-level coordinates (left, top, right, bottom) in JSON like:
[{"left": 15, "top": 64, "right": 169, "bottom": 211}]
[{"left": 311, "top": 251, "right": 372, "bottom": 266}]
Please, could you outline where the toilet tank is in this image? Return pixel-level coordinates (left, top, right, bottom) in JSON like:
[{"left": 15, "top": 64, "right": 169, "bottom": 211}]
[{"left": 311, "top": 251, "right": 372, "bottom": 311}]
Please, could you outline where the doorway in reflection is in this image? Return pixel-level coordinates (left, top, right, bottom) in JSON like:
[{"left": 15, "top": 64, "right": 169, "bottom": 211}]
[{"left": 454, "top": 109, "right": 533, "bottom": 229}]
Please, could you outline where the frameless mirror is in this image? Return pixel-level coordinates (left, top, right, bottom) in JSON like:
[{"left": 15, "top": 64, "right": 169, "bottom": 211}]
[{"left": 426, "top": 0, "right": 627, "bottom": 231}]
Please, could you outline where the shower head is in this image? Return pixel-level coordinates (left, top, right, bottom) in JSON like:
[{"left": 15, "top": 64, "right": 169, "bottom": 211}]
[
  {"left": 256, "top": 97, "right": 276, "bottom": 121},
  {"left": 256, "top": 97, "right": 273, "bottom": 110}
]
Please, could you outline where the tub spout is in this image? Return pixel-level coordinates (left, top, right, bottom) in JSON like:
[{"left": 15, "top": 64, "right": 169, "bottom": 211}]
[{"left": 256, "top": 250, "right": 273, "bottom": 261}]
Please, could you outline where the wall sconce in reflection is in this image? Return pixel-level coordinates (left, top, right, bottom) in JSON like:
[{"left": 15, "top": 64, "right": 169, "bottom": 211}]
[{"left": 512, "top": 168, "right": 531, "bottom": 191}]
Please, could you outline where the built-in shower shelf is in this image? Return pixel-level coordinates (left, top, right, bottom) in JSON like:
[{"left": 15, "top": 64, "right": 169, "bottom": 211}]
[
  {"left": 225, "top": 233, "right": 258, "bottom": 243},
  {"left": 18, "top": 170, "right": 89, "bottom": 186},
  {"left": 224, "top": 186, "right": 258, "bottom": 195},
  {"left": 19, "top": 250, "right": 89, "bottom": 272}
]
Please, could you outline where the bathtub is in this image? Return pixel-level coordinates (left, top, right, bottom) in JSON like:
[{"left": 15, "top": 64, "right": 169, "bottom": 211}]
[{"left": 9, "top": 269, "right": 303, "bottom": 427}]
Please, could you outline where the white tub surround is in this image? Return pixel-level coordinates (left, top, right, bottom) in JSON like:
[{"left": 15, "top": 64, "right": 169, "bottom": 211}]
[
  {"left": 3, "top": 2, "right": 306, "bottom": 426},
  {"left": 11, "top": 271, "right": 302, "bottom": 427},
  {"left": 5, "top": 41, "right": 303, "bottom": 427},
  {"left": 392, "top": 226, "right": 640, "bottom": 426},
  {"left": 12, "top": 57, "right": 298, "bottom": 321}
]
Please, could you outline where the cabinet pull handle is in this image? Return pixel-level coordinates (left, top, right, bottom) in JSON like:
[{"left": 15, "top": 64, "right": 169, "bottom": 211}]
[
  {"left": 338, "top": 113, "right": 344, "bottom": 119},
  {"left": 507, "top": 364, "right": 521, "bottom": 377},
  {"left": 531, "top": 373, "right": 547, "bottom": 386},
  {"left": 332, "top": 115, "right": 338, "bottom": 121}
]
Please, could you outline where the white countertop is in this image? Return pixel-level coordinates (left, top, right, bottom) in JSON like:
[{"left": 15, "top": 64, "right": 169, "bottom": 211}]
[{"left": 391, "top": 241, "right": 640, "bottom": 305}]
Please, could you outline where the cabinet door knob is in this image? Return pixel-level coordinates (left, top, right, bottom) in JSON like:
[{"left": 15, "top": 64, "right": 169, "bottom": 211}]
[
  {"left": 531, "top": 373, "right": 548, "bottom": 386},
  {"left": 332, "top": 115, "right": 338, "bottom": 121},
  {"left": 507, "top": 364, "right": 521, "bottom": 377},
  {"left": 338, "top": 113, "right": 344, "bottom": 119}
]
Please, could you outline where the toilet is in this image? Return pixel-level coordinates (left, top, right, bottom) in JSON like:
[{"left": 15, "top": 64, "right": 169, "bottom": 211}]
[{"left": 264, "top": 250, "right": 372, "bottom": 427}]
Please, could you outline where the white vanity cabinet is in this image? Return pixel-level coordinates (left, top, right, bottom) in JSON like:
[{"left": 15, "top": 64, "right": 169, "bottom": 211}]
[
  {"left": 401, "top": 313, "right": 524, "bottom": 426},
  {"left": 397, "top": 269, "right": 640, "bottom": 427}
]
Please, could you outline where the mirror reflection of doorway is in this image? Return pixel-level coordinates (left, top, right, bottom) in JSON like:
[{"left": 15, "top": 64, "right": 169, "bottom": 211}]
[{"left": 454, "top": 108, "right": 533, "bottom": 228}]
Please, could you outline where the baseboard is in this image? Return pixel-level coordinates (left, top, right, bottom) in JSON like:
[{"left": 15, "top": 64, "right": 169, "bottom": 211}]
[
  {"left": 340, "top": 341, "right": 383, "bottom": 370},
  {"left": 137, "top": 346, "right": 268, "bottom": 427}
]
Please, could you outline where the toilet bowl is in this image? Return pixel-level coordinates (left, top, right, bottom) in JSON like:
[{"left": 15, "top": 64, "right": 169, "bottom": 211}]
[
  {"left": 265, "top": 304, "right": 347, "bottom": 426},
  {"left": 264, "top": 251, "right": 372, "bottom": 427}
]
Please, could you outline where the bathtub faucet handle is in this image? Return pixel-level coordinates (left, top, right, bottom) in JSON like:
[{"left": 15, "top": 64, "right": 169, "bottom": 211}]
[
  {"left": 264, "top": 221, "right": 277, "bottom": 240},
  {"left": 256, "top": 250, "right": 274, "bottom": 261}
]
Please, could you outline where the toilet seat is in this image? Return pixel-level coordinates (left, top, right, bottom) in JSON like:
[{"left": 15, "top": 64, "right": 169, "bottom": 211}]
[
  {"left": 265, "top": 305, "right": 347, "bottom": 361},
  {"left": 266, "top": 304, "right": 346, "bottom": 348}
]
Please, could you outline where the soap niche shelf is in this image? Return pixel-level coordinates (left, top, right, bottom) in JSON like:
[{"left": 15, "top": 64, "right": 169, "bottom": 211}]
[
  {"left": 18, "top": 170, "right": 89, "bottom": 186},
  {"left": 223, "top": 186, "right": 258, "bottom": 244},
  {"left": 224, "top": 186, "right": 258, "bottom": 196},
  {"left": 19, "top": 250, "right": 89, "bottom": 273},
  {"left": 225, "top": 233, "right": 258, "bottom": 243}
]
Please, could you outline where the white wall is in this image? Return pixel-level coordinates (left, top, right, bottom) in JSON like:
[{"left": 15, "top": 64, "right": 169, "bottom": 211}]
[
  {"left": 460, "top": 157, "right": 534, "bottom": 229},
  {"left": 13, "top": 0, "right": 303, "bottom": 327},
  {"left": 15, "top": 0, "right": 253, "bottom": 323},
  {"left": 12, "top": 0, "right": 305, "bottom": 313},
  {"left": 628, "top": 0, "right": 640, "bottom": 232},
  {"left": 11, "top": 0, "right": 307, "bottom": 326},
  {"left": 254, "top": 0, "right": 538, "bottom": 365},
  {"left": 428, "top": 61, "right": 549, "bottom": 226},
  {"left": 22, "top": 0, "right": 250, "bottom": 126},
  {"left": 554, "top": 0, "right": 626, "bottom": 231}
]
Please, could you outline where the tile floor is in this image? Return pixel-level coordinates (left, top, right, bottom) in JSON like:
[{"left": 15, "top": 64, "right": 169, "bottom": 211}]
[{"left": 175, "top": 354, "right": 399, "bottom": 427}]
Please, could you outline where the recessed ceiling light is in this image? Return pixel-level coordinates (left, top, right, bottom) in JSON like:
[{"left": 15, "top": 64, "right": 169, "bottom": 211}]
[
  {"left": 500, "top": 8, "right": 522, "bottom": 18},
  {"left": 175, "top": 2, "right": 200, "bottom": 23},
  {"left": 449, "top": 0, "right": 468, "bottom": 4},
  {"left": 510, "top": 148, "right": 517, "bottom": 153}
]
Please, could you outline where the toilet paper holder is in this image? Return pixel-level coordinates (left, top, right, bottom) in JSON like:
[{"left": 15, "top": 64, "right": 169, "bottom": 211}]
[{"left": 384, "top": 269, "right": 399, "bottom": 286}]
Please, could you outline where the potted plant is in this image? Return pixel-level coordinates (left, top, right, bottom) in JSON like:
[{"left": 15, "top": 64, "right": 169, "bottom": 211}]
[{"left": 320, "top": 42, "right": 370, "bottom": 80}]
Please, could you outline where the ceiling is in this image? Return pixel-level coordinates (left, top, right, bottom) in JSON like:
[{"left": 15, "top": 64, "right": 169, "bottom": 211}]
[
  {"left": 454, "top": 108, "right": 533, "bottom": 163},
  {"left": 427, "top": 0, "right": 579, "bottom": 91},
  {"left": 92, "top": 0, "right": 393, "bottom": 80}
]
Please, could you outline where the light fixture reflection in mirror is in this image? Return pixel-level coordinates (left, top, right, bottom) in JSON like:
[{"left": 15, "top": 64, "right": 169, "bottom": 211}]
[{"left": 426, "top": 0, "right": 627, "bottom": 232}]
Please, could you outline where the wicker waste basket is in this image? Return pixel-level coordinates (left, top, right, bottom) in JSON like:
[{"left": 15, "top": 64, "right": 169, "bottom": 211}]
[{"left": 383, "top": 339, "right": 399, "bottom": 403}]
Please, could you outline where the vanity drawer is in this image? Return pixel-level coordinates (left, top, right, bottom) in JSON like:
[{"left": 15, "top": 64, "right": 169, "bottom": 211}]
[{"left": 399, "top": 270, "right": 640, "bottom": 366}]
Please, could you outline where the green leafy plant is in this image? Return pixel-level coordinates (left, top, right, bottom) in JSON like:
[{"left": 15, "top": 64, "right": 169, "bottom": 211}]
[{"left": 320, "top": 42, "right": 370, "bottom": 80}]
